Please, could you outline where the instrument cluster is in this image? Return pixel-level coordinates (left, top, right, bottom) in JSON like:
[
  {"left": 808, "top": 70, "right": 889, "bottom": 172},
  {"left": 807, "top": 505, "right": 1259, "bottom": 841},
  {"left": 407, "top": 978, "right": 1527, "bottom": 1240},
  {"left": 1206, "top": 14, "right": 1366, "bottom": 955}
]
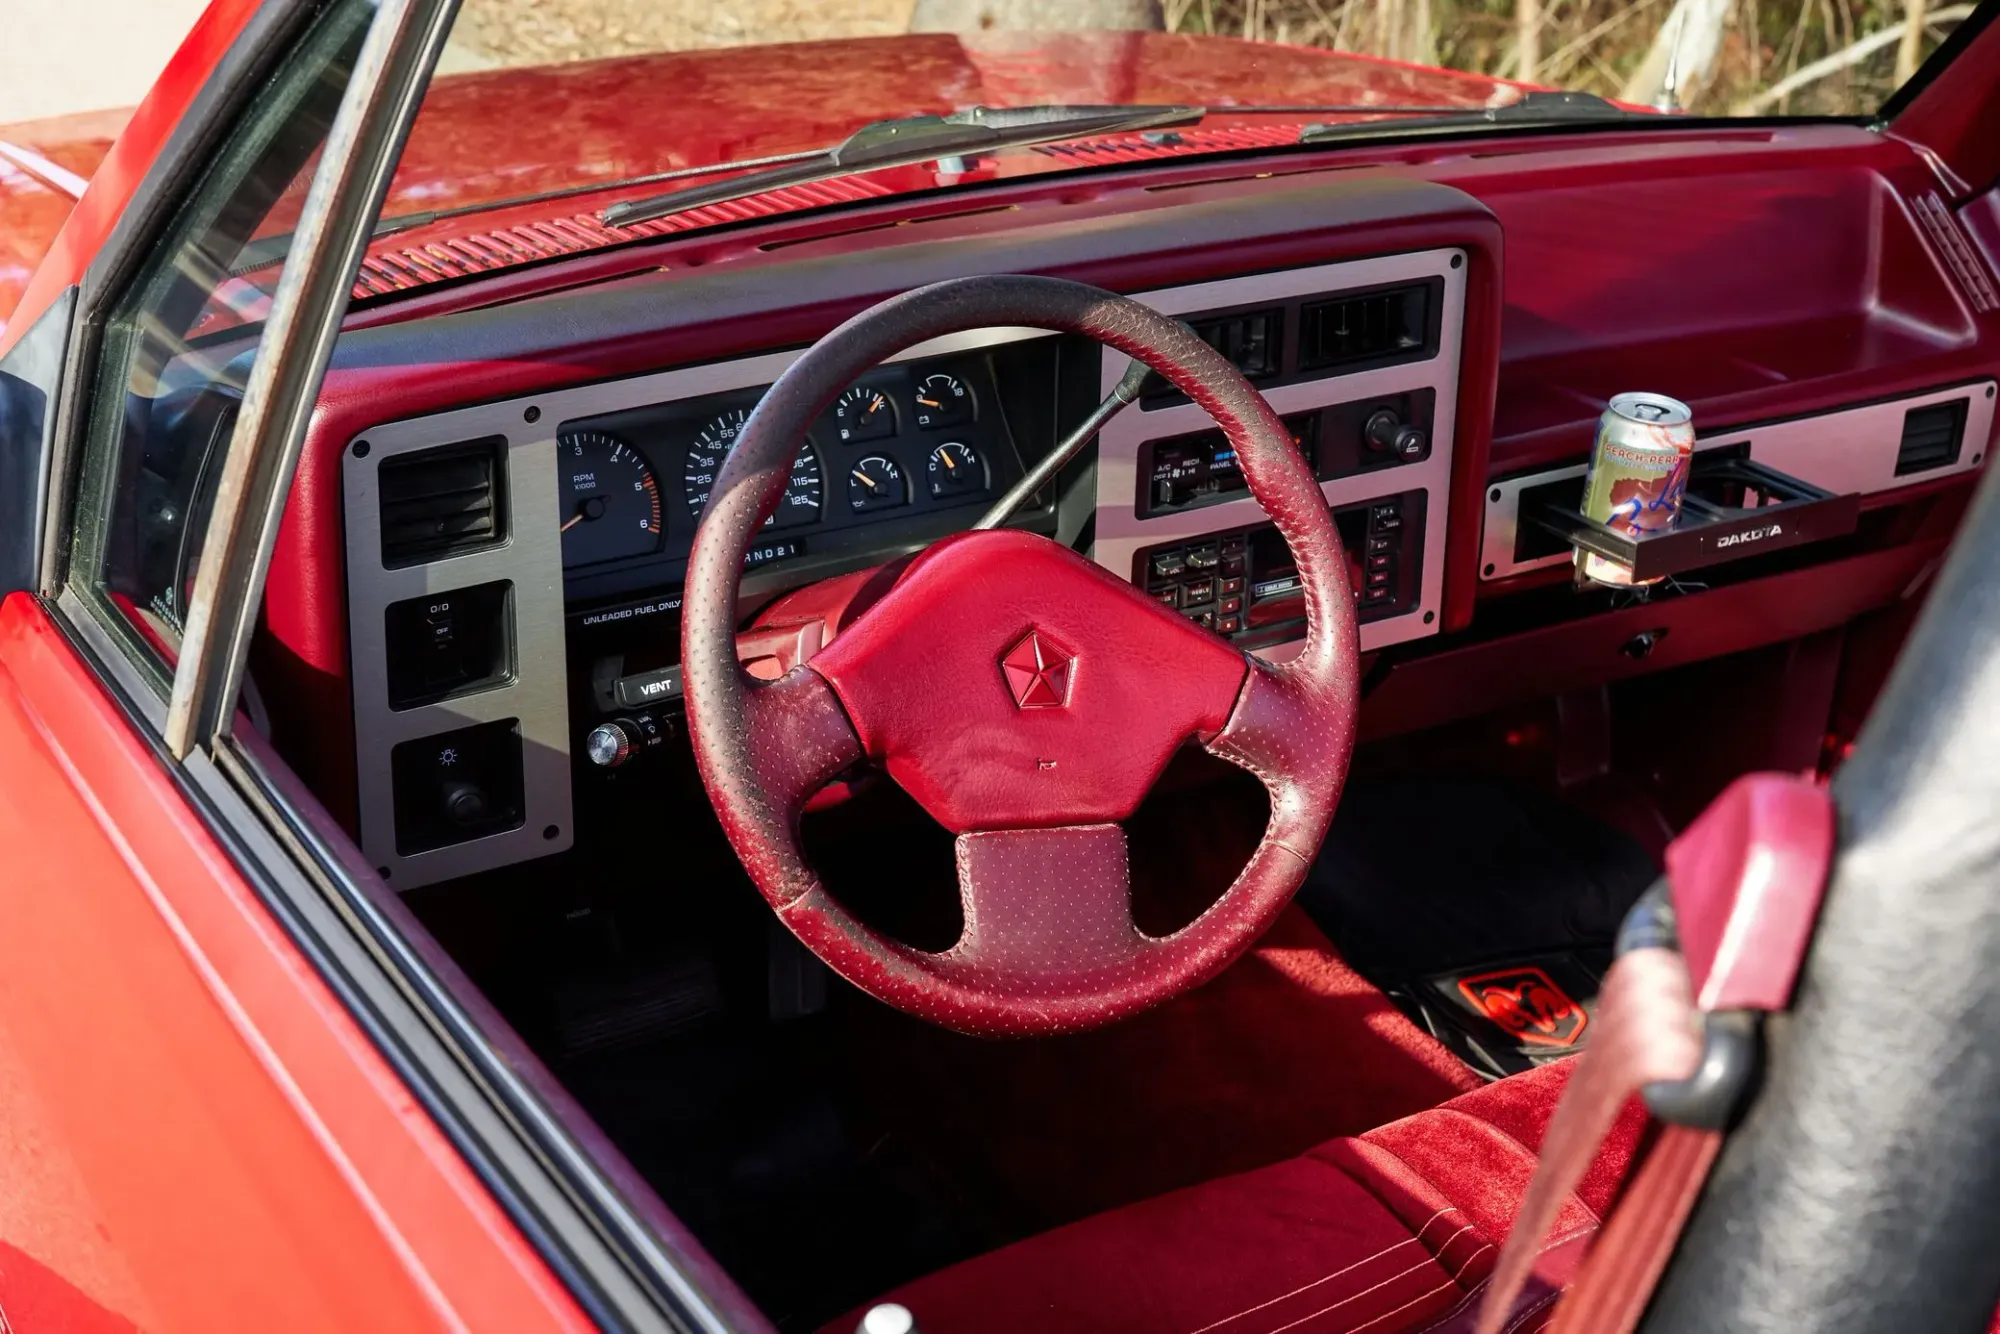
[{"left": 556, "top": 353, "right": 1014, "bottom": 591}]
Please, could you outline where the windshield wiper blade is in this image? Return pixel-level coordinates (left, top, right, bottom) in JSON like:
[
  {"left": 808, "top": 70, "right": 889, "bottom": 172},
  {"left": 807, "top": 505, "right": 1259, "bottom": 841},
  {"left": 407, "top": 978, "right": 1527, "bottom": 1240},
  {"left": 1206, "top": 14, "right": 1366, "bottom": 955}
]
[
  {"left": 1297, "top": 90, "right": 1647, "bottom": 143},
  {"left": 599, "top": 103, "right": 1205, "bottom": 229}
]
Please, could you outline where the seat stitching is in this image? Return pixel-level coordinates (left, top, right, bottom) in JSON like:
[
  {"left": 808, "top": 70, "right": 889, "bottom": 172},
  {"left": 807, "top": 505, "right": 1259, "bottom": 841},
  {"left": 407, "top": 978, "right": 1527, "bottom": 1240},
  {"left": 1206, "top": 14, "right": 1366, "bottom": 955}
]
[
  {"left": 1404, "top": 1223, "right": 1598, "bottom": 1334},
  {"left": 1447, "top": 1242, "right": 1495, "bottom": 1282},
  {"left": 1504, "top": 1288, "right": 1560, "bottom": 1328},
  {"left": 1183, "top": 1208, "right": 1462, "bottom": 1334},
  {"left": 1336, "top": 1279, "right": 1459, "bottom": 1334},
  {"left": 1256, "top": 1259, "right": 1455, "bottom": 1334}
]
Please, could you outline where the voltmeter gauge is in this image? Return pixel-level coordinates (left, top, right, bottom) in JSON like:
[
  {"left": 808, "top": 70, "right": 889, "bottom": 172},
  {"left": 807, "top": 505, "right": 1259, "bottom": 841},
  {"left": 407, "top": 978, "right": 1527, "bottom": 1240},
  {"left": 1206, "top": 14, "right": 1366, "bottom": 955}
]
[
  {"left": 912, "top": 373, "right": 973, "bottom": 429},
  {"left": 558, "top": 429, "right": 662, "bottom": 567}
]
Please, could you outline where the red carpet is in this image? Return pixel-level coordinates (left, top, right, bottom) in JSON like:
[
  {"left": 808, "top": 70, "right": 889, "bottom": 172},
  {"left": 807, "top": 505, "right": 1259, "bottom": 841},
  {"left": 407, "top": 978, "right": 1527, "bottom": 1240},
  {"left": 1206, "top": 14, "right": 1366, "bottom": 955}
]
[{"left": 836, "top": 905, "right": 1483, "bottom": 1236}]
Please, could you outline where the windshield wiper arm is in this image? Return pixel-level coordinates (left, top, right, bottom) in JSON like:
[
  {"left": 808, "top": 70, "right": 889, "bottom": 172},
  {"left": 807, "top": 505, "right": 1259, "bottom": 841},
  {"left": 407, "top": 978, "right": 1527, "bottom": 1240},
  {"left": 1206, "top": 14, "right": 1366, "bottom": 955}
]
[
  {"left": 599, "top": 104, "right": 1205, "bottom": 229},
  {"left": 1297, "top": 90, "right": 1647, "bottom": 143}
]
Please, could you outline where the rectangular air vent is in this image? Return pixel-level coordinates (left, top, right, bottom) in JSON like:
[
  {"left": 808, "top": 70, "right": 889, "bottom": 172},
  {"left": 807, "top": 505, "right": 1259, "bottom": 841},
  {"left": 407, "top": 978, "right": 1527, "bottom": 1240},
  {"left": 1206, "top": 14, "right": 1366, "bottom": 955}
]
[
  {"left": 1297, "top": 282, "right": 1434, "bottom": 373},
  {"left": 1894, "top": 400, "right": 1967, "bottom": 476},
  {"left": 378, "top": 436, "right": 506, "bottom": 567}
]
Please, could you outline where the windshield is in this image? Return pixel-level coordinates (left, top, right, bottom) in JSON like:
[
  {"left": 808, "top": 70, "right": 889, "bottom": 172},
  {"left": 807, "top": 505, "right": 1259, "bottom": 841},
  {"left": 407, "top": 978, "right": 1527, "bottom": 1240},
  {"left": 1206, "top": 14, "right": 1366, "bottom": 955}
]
[{"left": 209, "top": 0, "right": 1984, "bottom": 324}]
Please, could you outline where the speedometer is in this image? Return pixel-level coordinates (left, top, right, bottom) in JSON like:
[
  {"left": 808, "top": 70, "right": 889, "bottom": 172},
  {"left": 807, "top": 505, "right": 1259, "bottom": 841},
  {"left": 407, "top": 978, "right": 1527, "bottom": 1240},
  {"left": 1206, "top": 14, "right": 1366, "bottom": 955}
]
[{"left": 682, "top": 408, "right": 824, "bottom": 529}]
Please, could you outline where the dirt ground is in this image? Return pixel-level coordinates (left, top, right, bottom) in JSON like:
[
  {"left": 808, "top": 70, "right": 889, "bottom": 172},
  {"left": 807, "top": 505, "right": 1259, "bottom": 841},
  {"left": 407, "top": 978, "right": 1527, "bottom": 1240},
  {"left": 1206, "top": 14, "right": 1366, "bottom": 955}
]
[{"left": 443, "top": 0, "right": 921, "bottom": 69}]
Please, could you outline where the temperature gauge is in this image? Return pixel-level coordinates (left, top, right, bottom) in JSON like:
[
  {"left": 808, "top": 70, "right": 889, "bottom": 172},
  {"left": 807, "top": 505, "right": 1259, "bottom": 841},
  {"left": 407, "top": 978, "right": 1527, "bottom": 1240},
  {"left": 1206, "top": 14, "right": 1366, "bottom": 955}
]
[
  {"left": 927, "top": 441, "right": 986, "bottom": 499},
  {"left": 912, "top": 373, "right": 972, "bottom": 429}
]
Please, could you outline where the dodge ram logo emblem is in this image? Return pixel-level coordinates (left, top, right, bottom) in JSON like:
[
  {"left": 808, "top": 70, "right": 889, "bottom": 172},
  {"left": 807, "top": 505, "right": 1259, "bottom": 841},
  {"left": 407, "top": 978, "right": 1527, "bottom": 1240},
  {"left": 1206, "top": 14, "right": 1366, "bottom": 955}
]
[
  {"left": 1000, "top": 629, "right": 1075, "bottom": 710},
  {"left": 1456, "top": 966, "right": 1589, "bottom": 1048}
]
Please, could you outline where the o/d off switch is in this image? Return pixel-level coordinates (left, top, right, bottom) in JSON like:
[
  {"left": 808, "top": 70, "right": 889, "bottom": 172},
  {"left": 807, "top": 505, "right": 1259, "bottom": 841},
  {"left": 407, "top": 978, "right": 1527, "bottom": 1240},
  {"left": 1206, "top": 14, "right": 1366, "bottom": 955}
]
[{"left": 385, "top": 580, "right": 513, "bottom": 710}]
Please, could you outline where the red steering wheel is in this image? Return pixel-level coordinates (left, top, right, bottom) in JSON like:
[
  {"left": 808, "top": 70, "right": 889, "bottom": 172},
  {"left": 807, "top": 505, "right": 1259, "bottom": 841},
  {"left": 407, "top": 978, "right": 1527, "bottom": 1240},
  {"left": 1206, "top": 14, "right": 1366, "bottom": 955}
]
[{"left": 682, "top": 275, "right": 1360, "bottom": 1037}]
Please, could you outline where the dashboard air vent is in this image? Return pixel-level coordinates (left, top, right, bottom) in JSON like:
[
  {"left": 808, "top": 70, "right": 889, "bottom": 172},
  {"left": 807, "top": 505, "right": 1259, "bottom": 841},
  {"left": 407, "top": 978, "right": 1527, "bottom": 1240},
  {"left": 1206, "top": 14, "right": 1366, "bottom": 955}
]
[
  {"left": 1297, "top": 283, "right": 1433, "bottom": 372},
  {"left": 379, "top": 437, "right": 506, "bottom": 567},
  {"left": 1894, "top": 400, "right": 1967, "bottom": 477}
]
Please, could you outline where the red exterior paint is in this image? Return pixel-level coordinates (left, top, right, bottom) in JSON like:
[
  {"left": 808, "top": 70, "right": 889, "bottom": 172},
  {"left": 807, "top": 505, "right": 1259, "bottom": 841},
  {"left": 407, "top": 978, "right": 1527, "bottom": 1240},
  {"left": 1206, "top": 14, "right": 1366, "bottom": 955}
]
[
  {"left": 0, "top": 0, "right": 276, "bottom": 348},
  {"left": 0, "top": 593, "right": 591, "bottom": 1332}
]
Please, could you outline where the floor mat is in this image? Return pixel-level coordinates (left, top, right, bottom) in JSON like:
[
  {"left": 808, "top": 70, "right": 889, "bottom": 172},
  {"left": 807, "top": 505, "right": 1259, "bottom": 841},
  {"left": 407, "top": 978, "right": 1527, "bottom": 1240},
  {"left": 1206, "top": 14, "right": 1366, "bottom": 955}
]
[
  {"left": 1297, "top": 776, "right": 1662, "bottom": 1077},
  {"left": 833, "top": 905, "right": 1482, "bottom": 1241}
]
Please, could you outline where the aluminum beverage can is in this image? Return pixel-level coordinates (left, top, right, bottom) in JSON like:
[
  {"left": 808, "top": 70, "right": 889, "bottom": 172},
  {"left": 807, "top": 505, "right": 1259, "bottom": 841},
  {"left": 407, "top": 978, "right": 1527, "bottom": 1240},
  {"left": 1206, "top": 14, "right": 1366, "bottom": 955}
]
[{"left": 1577, "top": 391, "right": 1695, "bottom": 585}]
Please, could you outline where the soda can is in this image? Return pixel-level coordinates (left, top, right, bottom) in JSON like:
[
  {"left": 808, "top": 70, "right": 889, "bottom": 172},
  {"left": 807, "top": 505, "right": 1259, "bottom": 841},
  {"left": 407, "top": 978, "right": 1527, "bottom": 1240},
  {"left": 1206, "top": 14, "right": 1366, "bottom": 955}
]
[{"left": 1577, "top": 391, "right": 1695, "bottom": 585}]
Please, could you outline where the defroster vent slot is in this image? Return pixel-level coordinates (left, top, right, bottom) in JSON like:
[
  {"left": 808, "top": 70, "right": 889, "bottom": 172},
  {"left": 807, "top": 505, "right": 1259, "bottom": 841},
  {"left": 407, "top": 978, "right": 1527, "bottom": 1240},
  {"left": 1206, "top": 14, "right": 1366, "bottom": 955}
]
[
  {"left": 379, "top": 436, "right": 506, "bottom": 567},
  {"left": 1894, "top": 400, "right": 1967, "bottom": 477},
  {"left": 1297, "top": 280, "right": 1437, "bottom": 373}
]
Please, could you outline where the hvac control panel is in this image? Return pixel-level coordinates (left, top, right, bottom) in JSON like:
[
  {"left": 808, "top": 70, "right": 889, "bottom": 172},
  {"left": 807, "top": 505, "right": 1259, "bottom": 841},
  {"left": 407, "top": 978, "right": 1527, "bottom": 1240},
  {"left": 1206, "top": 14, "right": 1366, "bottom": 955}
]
[{"left": 1134, "top": 491, "right": 1425, "bottom": 645}]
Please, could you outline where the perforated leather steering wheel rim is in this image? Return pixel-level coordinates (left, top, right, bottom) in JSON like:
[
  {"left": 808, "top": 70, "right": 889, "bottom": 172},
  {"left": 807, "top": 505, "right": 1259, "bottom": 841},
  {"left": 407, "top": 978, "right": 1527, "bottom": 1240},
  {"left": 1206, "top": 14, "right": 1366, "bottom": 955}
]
[{"left": 682, "top": 275, "right": 1361, "bottom": 1037}]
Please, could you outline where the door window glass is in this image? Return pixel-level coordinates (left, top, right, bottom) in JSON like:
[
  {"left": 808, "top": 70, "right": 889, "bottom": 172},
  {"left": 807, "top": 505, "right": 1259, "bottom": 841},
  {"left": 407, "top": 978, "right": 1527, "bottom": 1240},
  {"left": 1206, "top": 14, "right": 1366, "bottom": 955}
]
[{"left": 65, "top": 0, "right": 371, "bottom": 689}]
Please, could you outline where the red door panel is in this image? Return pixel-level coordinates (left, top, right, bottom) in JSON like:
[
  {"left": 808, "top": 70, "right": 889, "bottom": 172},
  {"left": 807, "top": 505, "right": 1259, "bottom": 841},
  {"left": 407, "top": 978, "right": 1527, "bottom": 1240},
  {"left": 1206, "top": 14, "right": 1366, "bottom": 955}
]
[{"left": 0, "top": 593, "right": 591, "bottom": 1333}]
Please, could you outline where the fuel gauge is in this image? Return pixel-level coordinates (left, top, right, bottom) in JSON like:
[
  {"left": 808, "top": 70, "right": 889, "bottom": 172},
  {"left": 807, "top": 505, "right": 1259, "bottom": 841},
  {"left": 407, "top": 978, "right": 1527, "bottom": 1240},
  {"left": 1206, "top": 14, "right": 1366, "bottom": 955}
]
[
  {"left": 834, "top": 385, "right": 897, "bottom": 443},
  {"left": 926, "top": 441, "right": 986, "bottom": 499}
]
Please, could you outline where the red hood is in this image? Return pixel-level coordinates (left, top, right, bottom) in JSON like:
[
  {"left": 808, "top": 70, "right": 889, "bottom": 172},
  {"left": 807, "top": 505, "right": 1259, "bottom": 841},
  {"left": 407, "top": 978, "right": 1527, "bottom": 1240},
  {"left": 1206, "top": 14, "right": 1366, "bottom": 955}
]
[
  {"left": 0, "top": 30, "right": 1514, "bottom": 329},
  {"left": 389, "top": 29, "right": 1512, "bottom": 216}
]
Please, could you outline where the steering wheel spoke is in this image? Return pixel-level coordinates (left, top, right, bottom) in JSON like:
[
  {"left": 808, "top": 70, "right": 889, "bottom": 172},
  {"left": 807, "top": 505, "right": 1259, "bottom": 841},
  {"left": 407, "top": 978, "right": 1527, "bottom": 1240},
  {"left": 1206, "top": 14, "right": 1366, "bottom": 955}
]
[
  {"left": 953, "top": 824, "right": 1148, "bottom": 979},
  {"left": 1205, "top": 653, "right": 1359, "bottom": 859}
]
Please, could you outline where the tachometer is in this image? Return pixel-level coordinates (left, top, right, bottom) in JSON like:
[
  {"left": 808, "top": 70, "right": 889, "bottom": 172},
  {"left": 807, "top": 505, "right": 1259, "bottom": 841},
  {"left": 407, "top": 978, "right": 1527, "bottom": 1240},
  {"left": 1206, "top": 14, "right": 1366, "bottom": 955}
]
[
  {"left": 683, "top": 408, "right": 824, "bottom": 529},
  {"left": 558, "top": 429, "right": 662, "bottom": 567}
]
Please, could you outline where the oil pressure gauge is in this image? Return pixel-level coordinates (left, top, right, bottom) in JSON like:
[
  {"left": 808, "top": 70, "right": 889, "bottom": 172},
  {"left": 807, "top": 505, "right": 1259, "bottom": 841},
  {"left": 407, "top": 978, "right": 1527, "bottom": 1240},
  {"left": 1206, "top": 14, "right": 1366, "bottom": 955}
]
[{"left": 847, "top": 455, "right": 908, "bottom": 512}]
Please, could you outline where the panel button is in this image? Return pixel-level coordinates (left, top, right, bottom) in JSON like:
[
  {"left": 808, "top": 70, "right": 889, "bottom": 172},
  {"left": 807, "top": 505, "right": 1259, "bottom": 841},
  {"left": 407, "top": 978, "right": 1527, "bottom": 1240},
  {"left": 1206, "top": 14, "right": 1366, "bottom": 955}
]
[
  {"left": 1188, "top": 610, "right": 1216, "bottom": 629},
  {"left": 1366, "top": 568, "right": 1392, "bottom": 589},
  {"left": 1151, "top": 550, "right": 1187, "bottom": 579},
  {"left": 1183, "top": 577, "right": 1216, "bottom": 604},
  {"left": 1219, "top": 595, "right": 1243, "bottom": 615},
  {"left": 1217, "top": 614, "right": 1242, "bottom": 634},
  {"left": 1365, "top": 585, "right": 1394, "bottom": 604},
  {"left": 1186, "top": 544, "right": 1221, "bottom": 570},
  {"left": 1220, "top": 576, "right": 1244, "bottom": 596},
  {"left": 1366, "top": 553, "right": 1392, "bottom": 572},
  {"left": 1366, "top": 534, "right": 1395, "bottom": 556},
  {"left": 1151, "top": 586, "right": 1181, "bottom": 609}
]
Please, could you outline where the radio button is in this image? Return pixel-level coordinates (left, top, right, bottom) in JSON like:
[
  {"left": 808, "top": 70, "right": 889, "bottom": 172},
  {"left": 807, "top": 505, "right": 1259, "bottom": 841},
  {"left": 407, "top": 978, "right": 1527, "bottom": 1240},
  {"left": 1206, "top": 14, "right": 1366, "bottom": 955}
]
[
  {"left": 1151, "top": 550, "right": 1187, "bottom": 579},
  {"left": 1220, "top": 576, "right": 1244, "bottom": 596},
  {"left": 1217, "top": 614, "right": 1242, "bottom": 634},
  {"left": 1186, "top": 545, "right": 1220, "bottom": 570},
  {"left": 1219, "top": 595, "right": 1243, "bottom": 615},
  {"left": 1183, "top": 578, "right": 1216, "bottom": 603},
  {"left": 1151, "top": 586, "right": 1180, "bottom": 609}
]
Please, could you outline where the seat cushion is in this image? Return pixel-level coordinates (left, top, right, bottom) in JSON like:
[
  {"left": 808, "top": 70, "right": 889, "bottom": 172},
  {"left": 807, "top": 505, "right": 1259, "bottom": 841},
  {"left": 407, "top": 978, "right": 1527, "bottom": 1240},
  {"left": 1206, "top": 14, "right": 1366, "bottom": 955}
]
[{"left": 838, "top": 1060, "right": 1646, "bottom": 1334}]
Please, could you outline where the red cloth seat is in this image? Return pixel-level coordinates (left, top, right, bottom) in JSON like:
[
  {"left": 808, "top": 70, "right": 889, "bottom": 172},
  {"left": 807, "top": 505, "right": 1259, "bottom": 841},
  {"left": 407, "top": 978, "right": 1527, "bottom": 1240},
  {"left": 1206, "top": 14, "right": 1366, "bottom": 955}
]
[{"left": 839, "top": 1060, "right": 1646, "bottom": 1334}]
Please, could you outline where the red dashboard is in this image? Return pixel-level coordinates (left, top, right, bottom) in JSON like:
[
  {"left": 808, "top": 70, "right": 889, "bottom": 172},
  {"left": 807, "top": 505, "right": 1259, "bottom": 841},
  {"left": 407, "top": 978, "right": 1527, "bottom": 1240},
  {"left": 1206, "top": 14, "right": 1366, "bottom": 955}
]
[{"left": 256, "top": 119, "right": 2000, "bottom": 860}]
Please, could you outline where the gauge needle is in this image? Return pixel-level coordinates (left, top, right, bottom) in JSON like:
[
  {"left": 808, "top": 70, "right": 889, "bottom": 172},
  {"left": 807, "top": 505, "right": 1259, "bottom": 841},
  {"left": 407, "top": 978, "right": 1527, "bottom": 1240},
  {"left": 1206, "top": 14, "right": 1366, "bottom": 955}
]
[
  {"left": 560, "top": 513, "right": 586, "bottom": 532},
  {"left": 850, "top": 469, "right": 878, "bottom": 490},
  {"left": 938, "top": 450, "right": 957, "bottom": 472},
  {"left": 871, "top": 393, "right": 886, "bottom": 412},
  {"left": 917, "top": 397, "right": 941, "bottom": 409}
]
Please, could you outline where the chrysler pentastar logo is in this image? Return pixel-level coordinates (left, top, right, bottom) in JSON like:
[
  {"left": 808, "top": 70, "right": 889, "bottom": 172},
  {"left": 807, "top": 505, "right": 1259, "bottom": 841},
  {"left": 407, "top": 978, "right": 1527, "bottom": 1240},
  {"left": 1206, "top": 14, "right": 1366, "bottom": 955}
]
[{"left": 1000, "top": 628, "right": 1076, "bottom": 710}]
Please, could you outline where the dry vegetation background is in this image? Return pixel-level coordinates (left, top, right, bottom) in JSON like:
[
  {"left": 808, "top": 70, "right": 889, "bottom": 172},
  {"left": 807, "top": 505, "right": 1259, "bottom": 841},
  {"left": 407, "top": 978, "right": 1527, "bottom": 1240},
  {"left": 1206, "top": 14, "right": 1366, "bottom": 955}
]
[{"left": 444, "top": 0, "right": 1969, "bottom": 116}]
